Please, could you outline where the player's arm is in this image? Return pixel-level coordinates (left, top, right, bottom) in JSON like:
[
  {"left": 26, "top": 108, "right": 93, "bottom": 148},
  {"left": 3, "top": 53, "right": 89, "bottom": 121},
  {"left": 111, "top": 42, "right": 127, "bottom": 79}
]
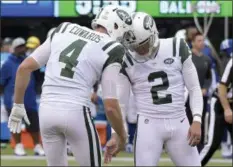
[
  {"left": 180, "top": 38, "right": 203, "bottom": 146},
  {"left": 8, "top": 38, "right": 51, "bottom": 133},
  {"left": 180, "top": 39, "right": 203, "bottom": 123},
  {"left": 101, "top": 63, "right": 127, "bottom": 141},
  {"left": 218, "top": 59, "right": 232, "bottom": 112},
  {"left": 14, "top": 38, "right": 51, "bottom": 104},
  {"left": 100, "top": 41, "right": 129, "bottom": 138},
  {"left": 112, "top": 71, "right": 131, "bottom": 134}
]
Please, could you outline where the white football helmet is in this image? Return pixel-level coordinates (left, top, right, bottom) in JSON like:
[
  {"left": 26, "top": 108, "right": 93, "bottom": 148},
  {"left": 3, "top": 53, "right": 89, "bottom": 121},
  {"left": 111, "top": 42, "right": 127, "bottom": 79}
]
[
  {"left": 124, "top": 12, "right": 159, "bottom": 57},
  {"left": 91, "top": 5, "right": 132, "bottom": 42}
]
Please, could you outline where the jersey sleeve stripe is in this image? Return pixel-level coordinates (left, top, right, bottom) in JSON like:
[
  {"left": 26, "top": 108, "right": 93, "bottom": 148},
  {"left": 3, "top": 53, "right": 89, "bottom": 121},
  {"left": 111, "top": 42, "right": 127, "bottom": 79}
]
[
  {"left": 50, "top": 23, "right": 64, "bottom": 41},
  {"left": 221, "top": 59, "right": 232, "bottom": 85},
  {"left": 172, "top": 37, "right": 177, "bottom": 57},
  {"left": 61, "top": 22, "right": 71, "bottom": 33},
  {"left": 125, "top": 52, "right": 134, "bottom": 66},
  {"left": 179, "top": 38, "right": 191, "bottom": 64},
  {"left": 108, "top": 45, "right": 125, "bottom": 58},
  {"left": 102, "top": 41, "right": 117, "bottom": 51},
  {"left": 120, "top": 63, "right": 132, "bottom": 83},
  {"left": 102, "top": 44, "right": 125, "bottom": 71}
]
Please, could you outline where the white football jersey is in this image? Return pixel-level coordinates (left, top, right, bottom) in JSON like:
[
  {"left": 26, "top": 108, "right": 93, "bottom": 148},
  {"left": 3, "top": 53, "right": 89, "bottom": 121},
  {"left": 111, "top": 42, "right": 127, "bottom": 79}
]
[
  {"left": 121, "top": 37, "right": 191, "bottom": 118},
  {"left": 127, "top": 90, "right": 138, "bottom": 123},
  {"left": 41, "top": 22, "right": 125, "bottom": 107}
]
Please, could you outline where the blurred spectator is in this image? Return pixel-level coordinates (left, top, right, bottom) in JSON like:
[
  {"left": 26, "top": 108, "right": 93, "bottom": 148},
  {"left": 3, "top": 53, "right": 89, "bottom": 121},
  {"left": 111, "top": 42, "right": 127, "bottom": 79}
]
[
  {"left": 185, "top": 27, "right": 221, "bottom": 84},
  {"left": 1, "top": 37, "right": 12, "bottom": 52},
  {"left": 185, "top": 32, "right": 212, "bottom": 152},
  {"left": 185, "top": 26, "right": 198, "bottom": 48},
  {"left": 0, "top": 37, "right": 13, "bottom": 148},
  {"left": 191, "top": 33, "right": 212, "bottom": 97},
  {"left": 219, "top": 39, "right": 232, "bottom": 68},
  {"left": 0, "top": 37, "right": 45, "bottom": 156},
  {"left": 26, "top": 36, "right": 41, "bottom": 56},
  {"left": 203, "top": 40, "right": 220, "bottom": 95},
  {"left": 1, "top": 37, "right": 12, "bottom": 66},
  {"left": 185, "top": 27, "right": 215, "bottom": 63}
]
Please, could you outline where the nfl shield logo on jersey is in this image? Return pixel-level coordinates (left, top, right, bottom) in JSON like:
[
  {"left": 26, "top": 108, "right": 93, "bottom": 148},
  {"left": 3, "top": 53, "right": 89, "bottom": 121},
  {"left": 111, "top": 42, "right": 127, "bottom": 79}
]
[{"left": 164, "top": 58, "right": 174, "bottom": 65}]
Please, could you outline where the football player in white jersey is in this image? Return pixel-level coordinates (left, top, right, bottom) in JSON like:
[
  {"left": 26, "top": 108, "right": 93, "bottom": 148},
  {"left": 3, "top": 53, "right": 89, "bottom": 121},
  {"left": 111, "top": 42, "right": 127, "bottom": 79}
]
[
  {"left": 105, "top": 12, "right": 204, "bottom": 166},
  {"left": 7, "top": 5, "right": 132, "bottom": 166}
]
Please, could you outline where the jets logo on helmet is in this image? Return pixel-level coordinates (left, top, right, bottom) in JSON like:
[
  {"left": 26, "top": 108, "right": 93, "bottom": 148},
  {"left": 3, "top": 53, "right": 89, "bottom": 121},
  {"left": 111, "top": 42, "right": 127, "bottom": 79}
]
[
  {"left": 143, "top": 15, "right": 154, "bottom": 32},
  {"left": 116, "top": 9, "right": 132, "bottom": 25},
  {"left": 91, "top": 5, "right": 132, "bottom": 41}
]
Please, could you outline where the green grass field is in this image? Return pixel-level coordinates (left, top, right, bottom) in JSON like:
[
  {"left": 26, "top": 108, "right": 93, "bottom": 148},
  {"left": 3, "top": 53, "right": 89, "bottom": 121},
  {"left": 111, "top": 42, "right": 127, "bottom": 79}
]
[{"left": 1, "top": 145, "right": 232, "bottom": 166}]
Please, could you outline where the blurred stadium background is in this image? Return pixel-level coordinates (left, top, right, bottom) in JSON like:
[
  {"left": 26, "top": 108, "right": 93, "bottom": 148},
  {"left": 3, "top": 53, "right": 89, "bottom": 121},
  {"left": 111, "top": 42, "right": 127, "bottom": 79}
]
[{"left": 1, "top": 0, "right": 232, "bottom": 166}]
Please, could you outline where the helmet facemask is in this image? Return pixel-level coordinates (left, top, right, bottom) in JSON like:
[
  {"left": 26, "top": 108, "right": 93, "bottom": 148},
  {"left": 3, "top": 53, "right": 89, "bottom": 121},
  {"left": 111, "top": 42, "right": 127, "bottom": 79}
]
[
  {"left": 124, "top": 32, "right": 158, "bottom": 58},
  {"left": 133, "top": 34, "right": 155, "bottom": 56}
]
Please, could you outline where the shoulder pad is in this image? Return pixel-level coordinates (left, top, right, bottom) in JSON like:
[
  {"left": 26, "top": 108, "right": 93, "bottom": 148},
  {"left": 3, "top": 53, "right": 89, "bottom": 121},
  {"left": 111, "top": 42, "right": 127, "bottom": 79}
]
[
  {"left": 178, "top": 38, "right": 192, "bottom": 64},
  {"left": 50, "top": 22, "right": 72, "bottom": 41},
  {"left": 102, "top": 42, "right": 125, "bottom": 71}
]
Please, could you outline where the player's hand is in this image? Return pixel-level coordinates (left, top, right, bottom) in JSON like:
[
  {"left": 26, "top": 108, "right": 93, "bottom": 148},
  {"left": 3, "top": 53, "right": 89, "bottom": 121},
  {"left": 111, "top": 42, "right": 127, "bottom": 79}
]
[
  {"left": 8, "top": 103, "right": 30, "bottom": 133},
  {"left": 187, "top": 121, "right": 201, "bottom": 147},
  {"left": 104, "top": 133, "right": 126, "bottom": 164},
  {"left": 91, "top": 93, "right": 98, "bottom": 104},
  {"left": 224, "top": 109, "right": 232, "bottom": 124}
]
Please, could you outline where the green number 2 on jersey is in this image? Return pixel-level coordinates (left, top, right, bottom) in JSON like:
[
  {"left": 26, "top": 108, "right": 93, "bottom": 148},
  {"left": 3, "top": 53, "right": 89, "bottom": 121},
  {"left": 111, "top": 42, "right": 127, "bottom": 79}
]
[
  {"left": 59, "top": 39, "right": 87, "bottom": 79},
  {"left": 148, "top": 71, "right": 172, "bottom": 105}
]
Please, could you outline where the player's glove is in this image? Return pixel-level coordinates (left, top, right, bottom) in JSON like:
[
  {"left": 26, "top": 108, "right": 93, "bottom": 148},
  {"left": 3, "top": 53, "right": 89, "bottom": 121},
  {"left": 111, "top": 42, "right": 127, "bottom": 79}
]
[{"left": 8, "top": 103, "right": 30, "bottom": 133}]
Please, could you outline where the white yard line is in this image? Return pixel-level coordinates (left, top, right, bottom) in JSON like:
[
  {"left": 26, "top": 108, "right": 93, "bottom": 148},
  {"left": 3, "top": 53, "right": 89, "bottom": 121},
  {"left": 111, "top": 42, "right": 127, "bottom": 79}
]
[{"left": 0, "top": 155, "right": 232, "bottom": 163}]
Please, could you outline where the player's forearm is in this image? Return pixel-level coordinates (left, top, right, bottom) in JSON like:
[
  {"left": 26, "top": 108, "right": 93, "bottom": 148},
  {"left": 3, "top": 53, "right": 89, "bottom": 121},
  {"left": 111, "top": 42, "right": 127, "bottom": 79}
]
[
  {"left": 104, "top": 100, "right": 127, "bottom": 140},
  {"left": 14, "top": 66, "right": 31, "bottom": 104},
  {"left": 188, "top": 87, "right": 203, "bottom": 122},
  {"left": 183, "top": 58, "right": 203, "bottom": 123},
  {"left": 218, "top": 84, "right": 231, "bottom": 111}
]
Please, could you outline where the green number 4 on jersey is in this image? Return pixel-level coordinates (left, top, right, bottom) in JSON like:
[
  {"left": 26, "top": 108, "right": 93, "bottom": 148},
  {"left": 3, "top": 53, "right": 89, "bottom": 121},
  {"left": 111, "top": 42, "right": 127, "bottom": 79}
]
[{"left": 59, "top": 39, "right": 87, "bottom": 79}]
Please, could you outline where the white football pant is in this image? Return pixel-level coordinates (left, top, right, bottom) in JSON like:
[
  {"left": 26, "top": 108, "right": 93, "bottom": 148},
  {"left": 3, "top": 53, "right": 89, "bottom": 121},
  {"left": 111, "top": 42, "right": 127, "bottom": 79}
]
[
  {"left": 134, "top": 114, "right": 201, "bottom": 166},
  {"left": 39, "top": 103, "right": 102, "bottom": 166}
]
